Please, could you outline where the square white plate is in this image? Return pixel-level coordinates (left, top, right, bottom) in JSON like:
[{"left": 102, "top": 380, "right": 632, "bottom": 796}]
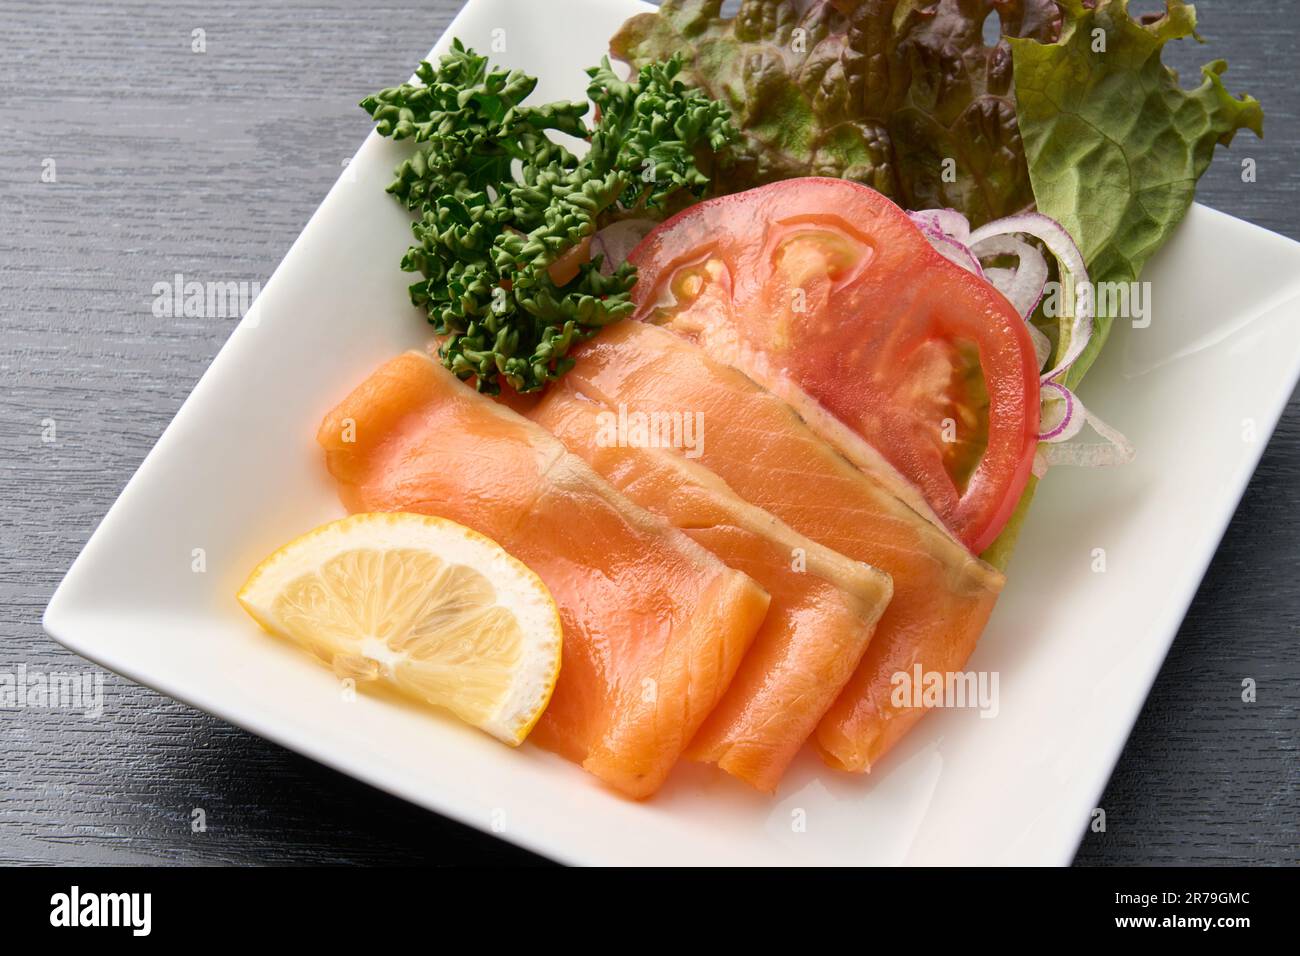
[{"left": 44, "top": 0, "right": 1300, "bottom": 865}]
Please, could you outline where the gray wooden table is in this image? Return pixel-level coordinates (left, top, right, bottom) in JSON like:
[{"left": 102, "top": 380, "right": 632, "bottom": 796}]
[{"left": 2, "top": 0, "right": 1295, "bottom": 866}]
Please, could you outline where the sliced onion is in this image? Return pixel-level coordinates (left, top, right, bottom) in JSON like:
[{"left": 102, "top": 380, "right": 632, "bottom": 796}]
[
  {"left": 1038, "top": 381, "right": 1084, "bottom": 442},
  {"left": 1036, "top": 402, "right": 1135, "bottom": 474},
  {"left": 1031, "top": 383, "right": 1134, "bottom": 476},
  {"left": 591, "top": 218, "right": 656, "bottom": 275},
  {"left": 924, "top": 231, "right": 987, "bottom": 278},
  {"left": 1027, "top": 323, "right": 1052, "bottom": 371},
  {"left": 1055, "top": 406, "right": 1135, "bottom": 466},
  {"left": 909, "top": 211, "right": 983, "bottom": 276},
  {"left": 909, "top": 208, "right": 972, "bottom": 245},
  {"left": 970, "top": 234, "right": 1048, "bottom": 321},
  {"left": 968, "top": 212, "right": 1091, "bottom": 384}
]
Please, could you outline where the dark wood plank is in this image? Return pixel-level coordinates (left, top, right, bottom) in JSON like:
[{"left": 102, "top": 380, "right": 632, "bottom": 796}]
[{"left": 0, "top": 0, "right": 1294, "bottom": 866}]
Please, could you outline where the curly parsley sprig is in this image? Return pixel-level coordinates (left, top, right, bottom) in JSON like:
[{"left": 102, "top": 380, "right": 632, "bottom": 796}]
[{"left": 361, "top": 39, "right": 736, "bottom": 394}]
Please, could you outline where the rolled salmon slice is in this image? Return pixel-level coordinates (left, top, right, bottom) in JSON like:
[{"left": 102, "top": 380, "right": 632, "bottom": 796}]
[
  {"left": 316, "top": 351, "right": 770, "bottom": 798},
  {"left": 559, "top": 322, "right": 1004, "bottom": 773},
  {"left": 528, "top": 380, "right": 893, "bottom": 792}
]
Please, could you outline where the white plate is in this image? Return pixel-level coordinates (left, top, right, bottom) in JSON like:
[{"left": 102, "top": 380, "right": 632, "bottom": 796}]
[{"left": 43, "top": 0, "right": 1300, "bottom": 866}]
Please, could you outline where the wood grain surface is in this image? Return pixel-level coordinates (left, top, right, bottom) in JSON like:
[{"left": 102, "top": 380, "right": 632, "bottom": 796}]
[{"left": 1, "top": 0, "right": 1295, "bottom": 866}]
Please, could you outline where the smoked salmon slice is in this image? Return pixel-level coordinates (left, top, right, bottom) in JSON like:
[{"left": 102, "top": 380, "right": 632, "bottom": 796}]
[
  {"left": 316, "top": 351, "right": 770, "bottom": 798},
  {"left": 557, "top": 322, "right": 1004, "bottom": 773},
  {"left": 527, "top": 381, "right": 893, "bottom": 792}
]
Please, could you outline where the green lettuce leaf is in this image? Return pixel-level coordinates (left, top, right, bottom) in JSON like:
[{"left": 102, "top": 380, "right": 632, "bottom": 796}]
[
  {"left": 982, "top": 0, "right": 1262, "bottom": 569},
  {"left": 1008, "top": 0, "right": 1263, "bottom": 388},
  {"left": 612, "top": 0, "right": 1064, "bottom": 227}
]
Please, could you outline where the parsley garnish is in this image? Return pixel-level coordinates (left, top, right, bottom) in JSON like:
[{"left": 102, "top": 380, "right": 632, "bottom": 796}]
[{"left": 361, "top": 40, "right": 735, "bottom": 394}]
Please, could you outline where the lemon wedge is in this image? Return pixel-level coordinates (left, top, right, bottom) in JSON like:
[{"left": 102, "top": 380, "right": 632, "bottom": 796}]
[{"left": 237, "top": 512, "right": 562, "bottom": 744}]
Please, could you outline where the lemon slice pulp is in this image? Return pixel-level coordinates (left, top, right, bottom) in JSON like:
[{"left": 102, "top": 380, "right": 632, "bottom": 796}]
[{"left": 237, "top": 513, "right": 561, "bottom": 744}]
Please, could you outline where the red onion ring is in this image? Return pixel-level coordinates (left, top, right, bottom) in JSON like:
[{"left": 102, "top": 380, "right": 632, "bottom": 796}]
[
  {"left": 1038, "top": 380, "right": 1078, "bottom": 441},
  {"left": 924, "top": 230, "right": 987, "bottom": 278},
  {"left": 910, "top": 208, "right": 972, "bottom": 245},
  {"left": 968, "top": 213, "right": 1092, "bottom": 384},
  {"left": 969, "top": 234, "right": 1049, "bottom": 320}
]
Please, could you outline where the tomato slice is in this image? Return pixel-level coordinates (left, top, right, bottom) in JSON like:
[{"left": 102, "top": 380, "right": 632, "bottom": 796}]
[{"left": 628, "top": 178, "right": 1040, "bottom": 554}]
